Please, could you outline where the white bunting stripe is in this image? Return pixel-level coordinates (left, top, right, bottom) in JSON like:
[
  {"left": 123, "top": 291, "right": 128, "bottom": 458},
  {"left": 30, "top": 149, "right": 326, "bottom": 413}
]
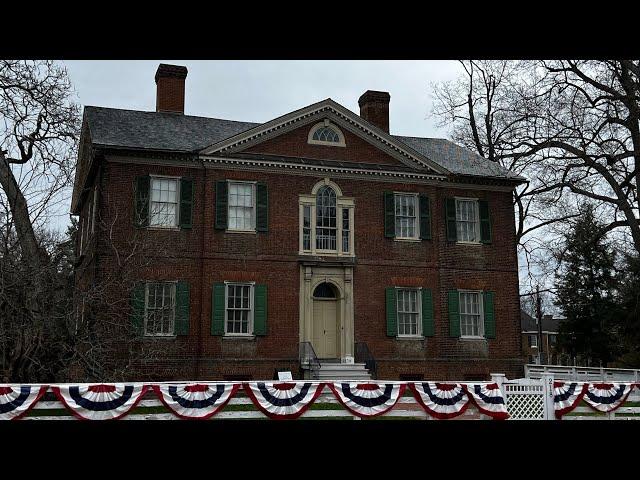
[
  {"left": 244, "top": 382, "right": 325, "bottom": 419},
  {"left": 328, "top": 382, "right": 405, "bottom": 417},
  {"left": 153, "top": 383, "right": 239, "bottom": 419},
  {"left": 553, "top": 382, "right": 587, "bottom": 418},
  {"left": 583, "top": 383, "right": 635, "bottom": 413},
  {"left": 52, "top": 384, "right": 148, "bottom": 420},
  {"left": 409, "top": 382, "right": 470, "bottom": 419},
  {"left": 462, "top": 383, "right": 509, "bottom": 419},
  {"left": 0, "top": 385, "right": 48, "bottom": 421}
]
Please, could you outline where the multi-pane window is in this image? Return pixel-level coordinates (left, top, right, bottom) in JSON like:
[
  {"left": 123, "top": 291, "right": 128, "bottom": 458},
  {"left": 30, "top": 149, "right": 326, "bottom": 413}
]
[
  {"left": 397, "top": 288, "right": 421, "bottom": 336},
  {"left": 549, "top": 334, "right": 557, "bottom": 346},
  {"left": 228, "top": 182, "right": 255, "bottom": 231},
  {"left": 145, "top": 282, "right": 176, "bottom": 336},
  {"left": 316, "top": 186, "right": 337, "bottom": 250},
  {"left": 456, "top": 199, "right": 479, "bottom": 242},
  {"left": 312, "top": 126, "right": 340, "bottom": 143},
  {"left": 342, "top": 208, "right": 350, "bottom": 253},
  {"left": 459, "top": 291, "right": 483, "bottom": 337},
  {"left": 226, "top": 284, "right": 253, "bottom": 335},
  {"left": 395, "top": 194, "right": 418, "bottom": 239},
  {"left": 529, "top": 334, "right": 538, "bottom": 347},
  {"left": 150, "top": 177, "right": 179, "bottom": 227},
  {"left": 303, "top": 205, "right": 311, "bottom": 251}
]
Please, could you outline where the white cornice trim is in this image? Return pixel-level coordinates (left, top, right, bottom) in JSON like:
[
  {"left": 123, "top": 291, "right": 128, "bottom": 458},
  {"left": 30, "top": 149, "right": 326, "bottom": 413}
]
[{"left": 198, "top": 99, "right": 449, "bottom": 176}]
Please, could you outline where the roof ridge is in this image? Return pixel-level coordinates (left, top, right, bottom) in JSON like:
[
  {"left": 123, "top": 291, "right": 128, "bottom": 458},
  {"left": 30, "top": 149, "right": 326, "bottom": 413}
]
[{"left": 83, "top": 105, "right": 262, "bottom": 125}]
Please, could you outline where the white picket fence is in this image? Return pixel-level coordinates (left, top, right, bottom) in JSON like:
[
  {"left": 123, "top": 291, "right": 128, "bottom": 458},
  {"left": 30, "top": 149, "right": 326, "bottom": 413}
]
[{"left": 525, "top": 364, "right": 640, "bottom": 383}]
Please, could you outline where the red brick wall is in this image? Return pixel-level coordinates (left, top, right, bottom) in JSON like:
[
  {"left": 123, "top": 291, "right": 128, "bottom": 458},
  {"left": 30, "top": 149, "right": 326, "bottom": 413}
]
[{"left": 87, "top": 155, "right": 523, "bottom": 381}]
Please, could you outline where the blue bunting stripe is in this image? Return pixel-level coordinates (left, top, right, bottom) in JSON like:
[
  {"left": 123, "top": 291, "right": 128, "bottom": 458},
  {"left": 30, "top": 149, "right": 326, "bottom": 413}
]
[
  {"left": 52, "top": 384, "right": 148, "bottom": 420},
  {"left": 553, "top": 382, "right": 587, "bottom": 418},
  {"left": 0, "top": 385, "right": 48, "bottom": 420},
  {"left": 153, "top": 383, "right": 239, "bottom": 419},
  {"left": 409, "top": 382, "right": 470, "bottom": 419},
  {"left": 462, "top": 383, "right": 509, "bottom": 419},
  {"left": 328, "top": 382, "right": 405, "bottom": 417},
  {"left": 583, "top": 383, "right": 635, "bottom": 413},
  {"left": 244, "top": 382, "right": 325, "bottom": 419}
]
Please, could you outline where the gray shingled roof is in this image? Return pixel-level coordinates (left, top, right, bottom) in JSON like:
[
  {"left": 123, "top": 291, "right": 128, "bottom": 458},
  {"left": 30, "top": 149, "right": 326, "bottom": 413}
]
[
  {"left": 521, "top": 310, "right": 563, "bottom": 332},
  {"left": 83, "top": 106, "right": 523, "bottom": 180}
]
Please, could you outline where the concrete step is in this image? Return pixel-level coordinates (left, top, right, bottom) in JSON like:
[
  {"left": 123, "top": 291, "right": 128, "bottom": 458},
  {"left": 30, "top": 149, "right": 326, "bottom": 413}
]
[{"left": 318, "top": 363, "right": 368, "bottom": 370}]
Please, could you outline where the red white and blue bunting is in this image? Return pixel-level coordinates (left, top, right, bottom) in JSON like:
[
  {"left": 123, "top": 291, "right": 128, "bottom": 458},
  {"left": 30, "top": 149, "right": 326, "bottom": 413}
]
[
  {"left": 409, "top": 382, "right": 470, "bottom": 419},
  {"left": 583, "top": 383, "right": 634, "bottom": 413},
  {"left": 52, "top": 384, "right": 148, "bottom": 420},
  {"left": 328, "top": 382, "right": 405, "bottom": 417},
  {"left": 553, "top": 382, "right": 587, "bottom": 418},
  {"left": 244, "top": 382, "right": 325, "bottom": 419},
  {"left": 153, "top": 383, "right": 239, "bottom": 419},
  {"left": 0, "top": 385, "right": 48, "bottom": 420},
  {"left": 462, "top": 383, "right": 509, "bottom": 420}
]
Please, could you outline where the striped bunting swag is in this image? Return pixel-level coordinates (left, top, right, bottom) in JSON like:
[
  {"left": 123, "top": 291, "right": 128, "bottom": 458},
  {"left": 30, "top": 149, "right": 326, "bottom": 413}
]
[
  {"left": 0, "top": 385, "right": 48, "bottom": 420},
  {"left": 52, "top": 384, "right": 148, "bottom": 420},
  {"left": 583, "top": 383, "right": 635, "bottom": 413},
  {"left": 154, "top": 383, "right": 239, "bottom": 419},
  {"left": 328, "top": 382, "right": 405, "bottom": 417},
  {"left": 462, "top": 383, "right": 509, "bottom": 420},
  {"left": 553, "top": 382, "right": 586, "bottom": 418},
  {"left": 244, "top": 382, "right": 325, "bottom": 419},
  {"left": 409, "top": 382, "right": 470, "bottom": 419}
]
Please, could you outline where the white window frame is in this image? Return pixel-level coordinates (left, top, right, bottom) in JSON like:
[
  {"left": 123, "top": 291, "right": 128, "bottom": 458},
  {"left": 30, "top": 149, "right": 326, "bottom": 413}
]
[
  {"left": 455, "top": 197, "right": 481, "bottom": 244},
  {"left": 227, "top": 180, "right": 256, "bottom": 233},
  {"left": 396, "top": 287, "right": 423, "bottom": 338},
  {"left": 529, "top": 334, "right": 538, "bottom": 348},
  {"left": 459, "top": 289, "right": 484, "bottom": 339},
  {"left": 144, "top": 281, "right": 177, "bottom": 337},
  {"left": 394, "top": 192, "right": 420, "bottom": 241},
  {"left": 299, "top": 179, "right": 354, "bottom": 257},
  {"left": 224, "top": 281, "right": 255, "bottom": 337},
  {"left": 149, "top": 175, "right": 180, "bottom": 229},
  {"left": 307, "top": 120, "right": 346, "bottom": 147}
]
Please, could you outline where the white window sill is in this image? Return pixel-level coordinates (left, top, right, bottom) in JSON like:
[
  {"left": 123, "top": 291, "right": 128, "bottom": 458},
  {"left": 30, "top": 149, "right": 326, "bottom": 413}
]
[
  {"left": 298, "top": 251, "right": 355, "bottom": 257},
  {"left": 397, "top": 335, "right": 424, "bottom": 340},
  {"left": 142, "top": 335, "right": 177, "bottom": 340},
  {"left": 148, "top": 226, "right": 180, "bottom": 231},
  {"left": 223, "top": 335, "right": 256, "bottom": 340},
  {"left": 460, "top": 336, "right": 486, "bottom": 341},
  {"left": 394, "top": 237, "right": 421, "bottom": 243},
  {"left": 456, "top": 241, "right": 483, "bottom": 246},
  {"left": 225, "top": 229, "right": 257, "bottom": 234}
]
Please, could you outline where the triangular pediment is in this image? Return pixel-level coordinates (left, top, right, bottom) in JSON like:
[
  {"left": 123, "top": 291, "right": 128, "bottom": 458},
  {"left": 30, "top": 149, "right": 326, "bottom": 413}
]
[{"left": 199, "top": 99, "right": 449, "bottom": 176}]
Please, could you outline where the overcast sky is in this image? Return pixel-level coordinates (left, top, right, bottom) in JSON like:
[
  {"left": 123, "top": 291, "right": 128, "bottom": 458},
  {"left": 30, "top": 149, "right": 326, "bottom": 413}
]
[{"left": 64, "top": 60, "right": 461, "bottom": 138}]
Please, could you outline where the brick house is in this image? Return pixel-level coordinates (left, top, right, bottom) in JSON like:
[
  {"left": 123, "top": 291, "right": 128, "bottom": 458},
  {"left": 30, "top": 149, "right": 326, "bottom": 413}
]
[
  {"left": 521, "top": 310, "right": 568, "bottom": 366},
  {"left": 71, "top": 63, "right": 526, "bottom": 381}
]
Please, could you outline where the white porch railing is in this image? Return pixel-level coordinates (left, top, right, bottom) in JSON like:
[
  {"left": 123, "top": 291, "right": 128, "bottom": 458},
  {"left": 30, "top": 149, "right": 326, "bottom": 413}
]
[{"left": 525, "top": 364, "right": 640, "bottom": 382}]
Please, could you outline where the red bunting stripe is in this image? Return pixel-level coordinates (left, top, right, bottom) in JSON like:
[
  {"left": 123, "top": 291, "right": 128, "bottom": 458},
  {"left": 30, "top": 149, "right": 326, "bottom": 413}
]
[
  {"left": 553, "top": 382, "right": 587, "bottom": 418},
  {"left": 153, "top": 383, "right": 239, "bottom": 419},
  {"left": 328, "top": 382, "right": 405, "bottom": 417},
  {"left": 583, "top": 383, "right": 635, "bottom": 413},
  {"left": 0, "top": 385, "right": 48, "bottom": 420},
  {"left": 409, "top": 382, "right": 470, "bottom": 419},
  {"left": 52, "top": 384, "right": 148, "bottom": 420},
  {"left": 462, "top": 383, "right": 509, "bottom": 420},
  {"left": 244, "top": 382, "right": 325, "bottom": 419}
]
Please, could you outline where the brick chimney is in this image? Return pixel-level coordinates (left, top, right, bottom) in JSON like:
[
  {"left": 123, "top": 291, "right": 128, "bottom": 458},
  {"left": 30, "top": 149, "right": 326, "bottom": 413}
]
[
  {"left": 155, "top": 64, "right": 188, "bottom": 114},
  {"left": 358, "top": 90, "right": 390, "bottom": 133}
]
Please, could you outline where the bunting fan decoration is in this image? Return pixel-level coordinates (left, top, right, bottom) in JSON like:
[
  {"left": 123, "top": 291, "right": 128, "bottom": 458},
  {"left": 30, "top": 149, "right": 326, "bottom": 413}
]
[
  {"left": 244, "top": 382, "right": 325, "bottom": 419},
  {"left": 409, "top": 382, "right": 470, "bottom": 419},
  {"left": 154, "top": 383, "right": 239, "bottom": 419},
  {"left": 329, "top": 382, "right": 405, "bottom": 417},
  {"left": 553, "top": 382, "right": 586, "bottom": 418},
  {"left": 583, "top": 383, "right": 635, "bottom": 413},
  {"left": 462, "top": 383, "right": 509, "bottom": 419},
  {"left": 0, "top": 385, "right": 48, "bottom": 420},
  {"left": 52, "top": 384, "right": 148, "bottom": 420}
]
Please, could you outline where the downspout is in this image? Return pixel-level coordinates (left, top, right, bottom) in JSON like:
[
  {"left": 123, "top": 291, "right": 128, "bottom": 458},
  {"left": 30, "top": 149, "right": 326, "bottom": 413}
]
[{"left": 195, "top": 158, "right": 207, "bottom": 379}]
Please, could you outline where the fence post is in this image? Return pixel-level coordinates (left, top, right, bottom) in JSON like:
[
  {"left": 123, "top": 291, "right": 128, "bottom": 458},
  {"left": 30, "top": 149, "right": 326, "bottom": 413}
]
[{"left": 541, "top": 373, "right": 555, "bottom": 420}]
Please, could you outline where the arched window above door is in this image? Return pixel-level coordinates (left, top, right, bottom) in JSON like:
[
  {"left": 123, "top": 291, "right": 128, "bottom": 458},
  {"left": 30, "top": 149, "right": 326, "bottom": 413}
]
[
  {"left": 313, "top": 282, "right": 337, "bottom": 299},
  {"left": 299, "top": 179, "right": 354, "bottom": 257}
]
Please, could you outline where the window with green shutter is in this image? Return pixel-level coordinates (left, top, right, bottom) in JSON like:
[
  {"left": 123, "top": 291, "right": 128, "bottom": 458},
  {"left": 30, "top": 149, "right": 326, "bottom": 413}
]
[
  {"left": 214, "top": 181, "right": 228, "bottom": 230},
  {"left": 448, "top": 290, "right": 460, "bottom": 337},
  {"left": 130, "top": 283, "right": 146, "bottom": 335},
  {"left": 479, "top": 200, "right": 491, "bottom": 244},
  {"left": 384, "top": 191, "right": 395, "bottom": 238},
  {"left": 253, "top": 284, "right": 267, "bottom": 335},
  {"left": 422, "top": 288, "right": 434, "bottom": 337},
  {"left": 175, "top": 281, "right": 190, "bottom": 335},
  {"left": 419, "top": 195, "right": 431, "bottom": 240},
  {"left": 211, "top": 283, "right": 225, "bottom": 335},
  {"left": 134, "top": 176, "right": 150, "bottom": 227},
  {"left": 179, "top": 178, "right": 194, "bottom": 229},
  {"left": 256, "top": 183, "right": 268, "bottom": 232},
  {"left": 385, "top": 287, "right": 397, "bottom": 336},
  {"left": 445, "top": 198, "right": 457, "bottom": 242},
  {"left": 483, "top": 291, "right": 495, "bottom": 338}
]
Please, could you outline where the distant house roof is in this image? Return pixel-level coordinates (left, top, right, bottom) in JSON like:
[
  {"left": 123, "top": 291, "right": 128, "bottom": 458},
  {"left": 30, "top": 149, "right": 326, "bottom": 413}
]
[
  {"left": 521, "top": 310, "right": 563, "bottom": 332},
  {"left": 82, "top": 105, "right": 522, "bottom": 181}
]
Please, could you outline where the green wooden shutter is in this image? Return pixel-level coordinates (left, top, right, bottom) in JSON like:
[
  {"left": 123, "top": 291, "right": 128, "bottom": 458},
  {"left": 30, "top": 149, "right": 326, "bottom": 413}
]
[
  {"left": 175, "top": 281, "right": 190, "bottom": 335},
  {"left": 179, "top": 178, "right": 194, "bottom": 229},
  {"left": 256, "top": 183, "right": 268, "bottom": 232},
  {"left": 134, "top": 176, "right": 150, "bottom": 228},
  {"left": 211, "top": 283, "right": 225, "bottom": 335},
  {"left": 130, "top": 283, "right": 146, "bottom": 335},
  {"left": 484, "top": 291, "right": 496, "bottom": 339},
  {"left": 422, "top": 289, "right": 434, "bottom": 337},
  {"left": 419, "top": 195, "right": 431, "bottom": 240},
  {"left": 448, "top": 290, "right": 460, "bottom": 337},
  {"left": 253, "top": 284, "right": 267, "bottom": 336},
  {"left": 479, "top": 200, "right": 492, "bottom": 244},
  {"left": 214, "top": 181, "right": 228, "bottom": 230},
  {"left": 445, "top": 198, "right": 457, "bottom": 242},
  {"left": 386, "top": 287, "right": 397, "bottom": 337},
  {"left": 384, "top": 191, "right": 395, "bottom": 238}
]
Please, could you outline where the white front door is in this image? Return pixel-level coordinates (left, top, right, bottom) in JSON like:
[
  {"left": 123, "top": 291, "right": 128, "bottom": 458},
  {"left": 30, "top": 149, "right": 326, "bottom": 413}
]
[{"left": 312, "top": 299, "right": 338, "bottom": 358}]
